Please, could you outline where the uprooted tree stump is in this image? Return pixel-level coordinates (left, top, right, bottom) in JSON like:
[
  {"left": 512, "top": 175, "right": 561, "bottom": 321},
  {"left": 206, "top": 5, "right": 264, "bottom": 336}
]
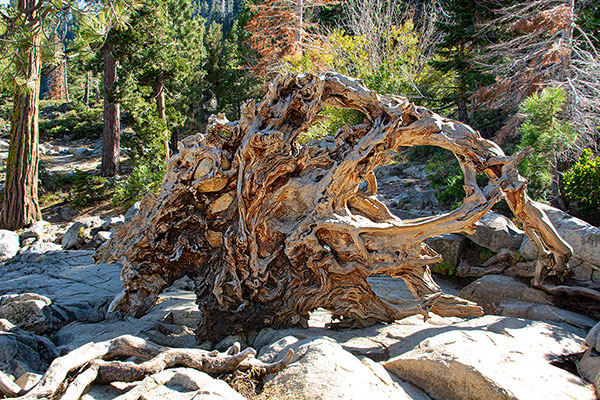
[{"left": 96, "top": 72, "right": 573, "bottom": 341}]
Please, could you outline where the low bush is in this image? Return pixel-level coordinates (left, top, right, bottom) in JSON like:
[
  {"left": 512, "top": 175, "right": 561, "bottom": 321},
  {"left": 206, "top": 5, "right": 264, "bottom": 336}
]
[
  {"left": 70, "top": 171, "right": 114, "bottom": 208},
  {"left": 39, "top": 102, "right": 103, "bottom": 140},
  {"left": 563, "top": 149, "right": 600, "bottom": 222},
  {"left": 113, "top": 165, "right": 164, "bottom": 209}
]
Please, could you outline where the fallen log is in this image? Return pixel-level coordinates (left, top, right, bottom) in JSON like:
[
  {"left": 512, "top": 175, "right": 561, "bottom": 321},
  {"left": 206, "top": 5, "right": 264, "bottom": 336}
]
[{"left": 96, "top": 72, "right": 572, "bottom": 341}]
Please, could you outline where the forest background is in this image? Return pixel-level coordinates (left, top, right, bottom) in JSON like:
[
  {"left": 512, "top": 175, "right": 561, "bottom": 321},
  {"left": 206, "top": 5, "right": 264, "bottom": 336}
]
[{"left": 0, "top": 0, "right": 599, "bottom": 230}]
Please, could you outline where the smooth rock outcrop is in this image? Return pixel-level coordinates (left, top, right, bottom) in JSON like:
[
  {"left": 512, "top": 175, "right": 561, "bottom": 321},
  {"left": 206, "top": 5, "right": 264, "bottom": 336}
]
[
  {"left": 459, "top": 275, "right": 553, "bottom": 313},
  {"left": 496, "top": 298, "right": 596, "bottom": 329},
  {"left": 0, "top": 230, "right": 20, "bottom": 261},
  {"left": 382, "top": 316, "right": 592, "bottom": 400},
  {"left": 466, "top": 211, "right": 525, "bottom": 253},
  {"left": 262, "top": 337, "right": 425, "bottom": 400},
  {"left": 53, "top": 290, "right": 200, "bottom": 351},
  {"left": 0, "top": 250, "right": 122, "bottom": 323},
  {"left": 253, "top": 315, "right": 591, "bottom": 400},
  {"left": 519, "top": 203, "right": 600, "bottom": 281},
  {"left": 83, "top": 367, "right": 245, "bottom": 400}
]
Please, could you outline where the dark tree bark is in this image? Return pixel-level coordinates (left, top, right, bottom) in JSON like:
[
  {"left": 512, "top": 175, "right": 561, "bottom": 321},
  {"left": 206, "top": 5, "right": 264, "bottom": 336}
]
[
  {"left": 412, "top": 0, "right": 429, "bottom": 30},
  {"left": 1, "top": 0, "right": 42, "bottom": 230},
  {"left": 101, "top": 43, "right": 120, "bottom": 177},
  {"left": 63, "top": 58, "right": 69, "bottom": 102},
  {"left": 83, "top": 71, "right": 90, "bottom": 106},
  {"left": 45, "top": 62, "right": 66, "bottom": 100},
  {"left": 96, "top": 73, "right": 573, "bottom": 342}
]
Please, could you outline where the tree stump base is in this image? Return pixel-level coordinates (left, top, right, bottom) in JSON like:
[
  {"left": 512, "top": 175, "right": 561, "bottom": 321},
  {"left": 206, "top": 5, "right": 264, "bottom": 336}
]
[{"left": 96, "top": 73, "right": 572, "bottom": 342}]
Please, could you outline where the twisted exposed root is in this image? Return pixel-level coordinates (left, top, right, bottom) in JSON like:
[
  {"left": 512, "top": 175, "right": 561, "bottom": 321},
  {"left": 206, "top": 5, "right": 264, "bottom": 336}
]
[{"left": 6, "top": 335, "right": 292, "bottom": 400}]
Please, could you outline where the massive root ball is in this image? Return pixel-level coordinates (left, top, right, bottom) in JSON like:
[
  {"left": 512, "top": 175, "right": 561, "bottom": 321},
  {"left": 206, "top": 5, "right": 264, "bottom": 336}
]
[{"left": 96, "top": 73, "right": 572, "bottom": 341}]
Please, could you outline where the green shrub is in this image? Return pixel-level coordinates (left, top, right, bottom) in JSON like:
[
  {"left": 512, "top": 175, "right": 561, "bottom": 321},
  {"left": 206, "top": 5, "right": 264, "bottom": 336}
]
[
  {"left": 121, "top": 96, "right": 167, "bottom": 168},
  {"left": 113, "top": 165, "right": 164, "bottom": 209},
  {"left": 425, "top": 154, "right": 488, "bottom": 209},
  {"left": 431, "top": 261, "right": 456, "bottom": 276},
  {"left": 70, "top": 171, "right": 114, "bottom": 208},
  {"left": 563, "top": 149, "right": 600, "bottom": 218},
  {"left": 426, "top": 160, "right": 464, "bottom": 209},
  {"left": 39, "top": 102, "right": 103, "bottom": 139},
  {"left": 299, "top": 107, "right": 364, "bottom": 144}
]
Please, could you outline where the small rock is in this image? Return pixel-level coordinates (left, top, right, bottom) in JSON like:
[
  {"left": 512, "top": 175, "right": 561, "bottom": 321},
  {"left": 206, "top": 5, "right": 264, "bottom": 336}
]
[
  {"left": 58, "top": 147, "right": 70, "bottom": 155},
  {"left": 425, "top": 233, "right": 467, "bottom": 268},
  {"left": 125, "top": 201, "right": 141, "bottom": 221},
  {"left": 0, "top": 323, "right": 59, "bottom": 377},
  {"left": 73, "top": 147, "right": 93, "bottom": 159},
  {"left": 95, "top": 231, "right": 113, "bottom": 243},
  {"left": 21, "top": 237, "right": 37, "bottom": 247},
  {"left": 214, "top": 334, "right": 247, "bottom": 352},
  {"left": 496, "top": 298, "right": 596, "bottom": 329},
  {"left": 577, "top": 349, "right": 600, "bottom": 397},
  {"left": 0, "top": 293, "right": 57, "bottom": 334},
  {"left": 258, "top": 336, "right": 299, "bottom": 362},
  {"left": 59, "top": 206, "right": 78, "bottom": 221},
  {"left": 62, "top": 217, "right": 104, "bottom": 249},
  {"left": 586, "top": 322, "right": 600, "bottom": 352},
  {"left": 101, "top": 215, "right": 125, "bottom": 230},
  {"left": 0, "top": 229, "right": 20, "bottom": 261},
  {"left": 459, "top": 275, "right": 553, "bottom": 313},
  {"left": 61, "top": 222, "right": 86, "bottom": 249},
  {"left": 21, "top": 221, "right": 49, "bottom": 242}
]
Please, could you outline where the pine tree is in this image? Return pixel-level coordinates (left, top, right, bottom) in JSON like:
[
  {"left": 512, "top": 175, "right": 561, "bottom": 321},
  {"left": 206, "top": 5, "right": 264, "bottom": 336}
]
[
  {"left": 1, "top": 0, "right": 43, "bottom": 229},
  {"left": 115, "top": 0, "right": 206, "bottom": 164},
  {"left": 431, "top": 0, "right": 496, "bottom": 123}
]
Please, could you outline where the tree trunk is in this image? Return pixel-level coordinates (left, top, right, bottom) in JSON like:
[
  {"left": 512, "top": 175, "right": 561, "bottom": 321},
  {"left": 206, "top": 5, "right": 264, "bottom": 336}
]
[
  {"left": 83, "top": 71, "right": 90, "bottom": 106},
  {"left": 94, "top": 78, "right": 100, "bottom": 103},
  {"left": 96, "top": 73, "right": 573, "bottom": 342},
  {"left": 1, "top": 1, "right": 42, "bottom": 230},
  {"left": 45, "top": 62, "right": 66, "bottom": 100},
  {"left": 63, "top": 58, "right": 69, "bottom": 102},
  {"left": 412, "top": 0, "right": 428, "bottom": 30},
  {"left": 101, "top": 43, "right": 120, "bottom": 177},
  {"left": 154, "top": 74, "right": 169, "bottom": 164}
]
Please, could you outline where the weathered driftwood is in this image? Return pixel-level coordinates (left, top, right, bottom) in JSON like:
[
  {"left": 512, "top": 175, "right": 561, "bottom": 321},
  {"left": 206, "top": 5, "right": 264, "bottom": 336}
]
[
  {"left": 5, "top": 334, "right": 291, "bottom": 400},
  {"left": 96, "top": 72, "right": 573, "bottom": 341}
]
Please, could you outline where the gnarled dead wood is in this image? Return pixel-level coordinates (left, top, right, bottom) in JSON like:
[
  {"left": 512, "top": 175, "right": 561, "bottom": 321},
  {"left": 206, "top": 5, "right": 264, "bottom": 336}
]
[
  {"left": 6, "top": 334, "right": 290, "bottom": 400},
  {"left": 96, "top": 72, "right": 572, "bottom": 341}
]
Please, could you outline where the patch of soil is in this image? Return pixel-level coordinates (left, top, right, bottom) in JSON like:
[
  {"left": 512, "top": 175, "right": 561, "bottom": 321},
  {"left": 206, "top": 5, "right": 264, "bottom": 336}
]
[{"left": 42, "top": 198, "right": 124, "bottom": 224}]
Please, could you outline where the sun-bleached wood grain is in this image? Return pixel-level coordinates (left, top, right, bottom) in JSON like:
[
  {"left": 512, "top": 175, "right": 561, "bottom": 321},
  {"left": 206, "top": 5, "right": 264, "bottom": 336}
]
[{"left": 96, "top": 72, "right": 572, "bottom": 341}]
